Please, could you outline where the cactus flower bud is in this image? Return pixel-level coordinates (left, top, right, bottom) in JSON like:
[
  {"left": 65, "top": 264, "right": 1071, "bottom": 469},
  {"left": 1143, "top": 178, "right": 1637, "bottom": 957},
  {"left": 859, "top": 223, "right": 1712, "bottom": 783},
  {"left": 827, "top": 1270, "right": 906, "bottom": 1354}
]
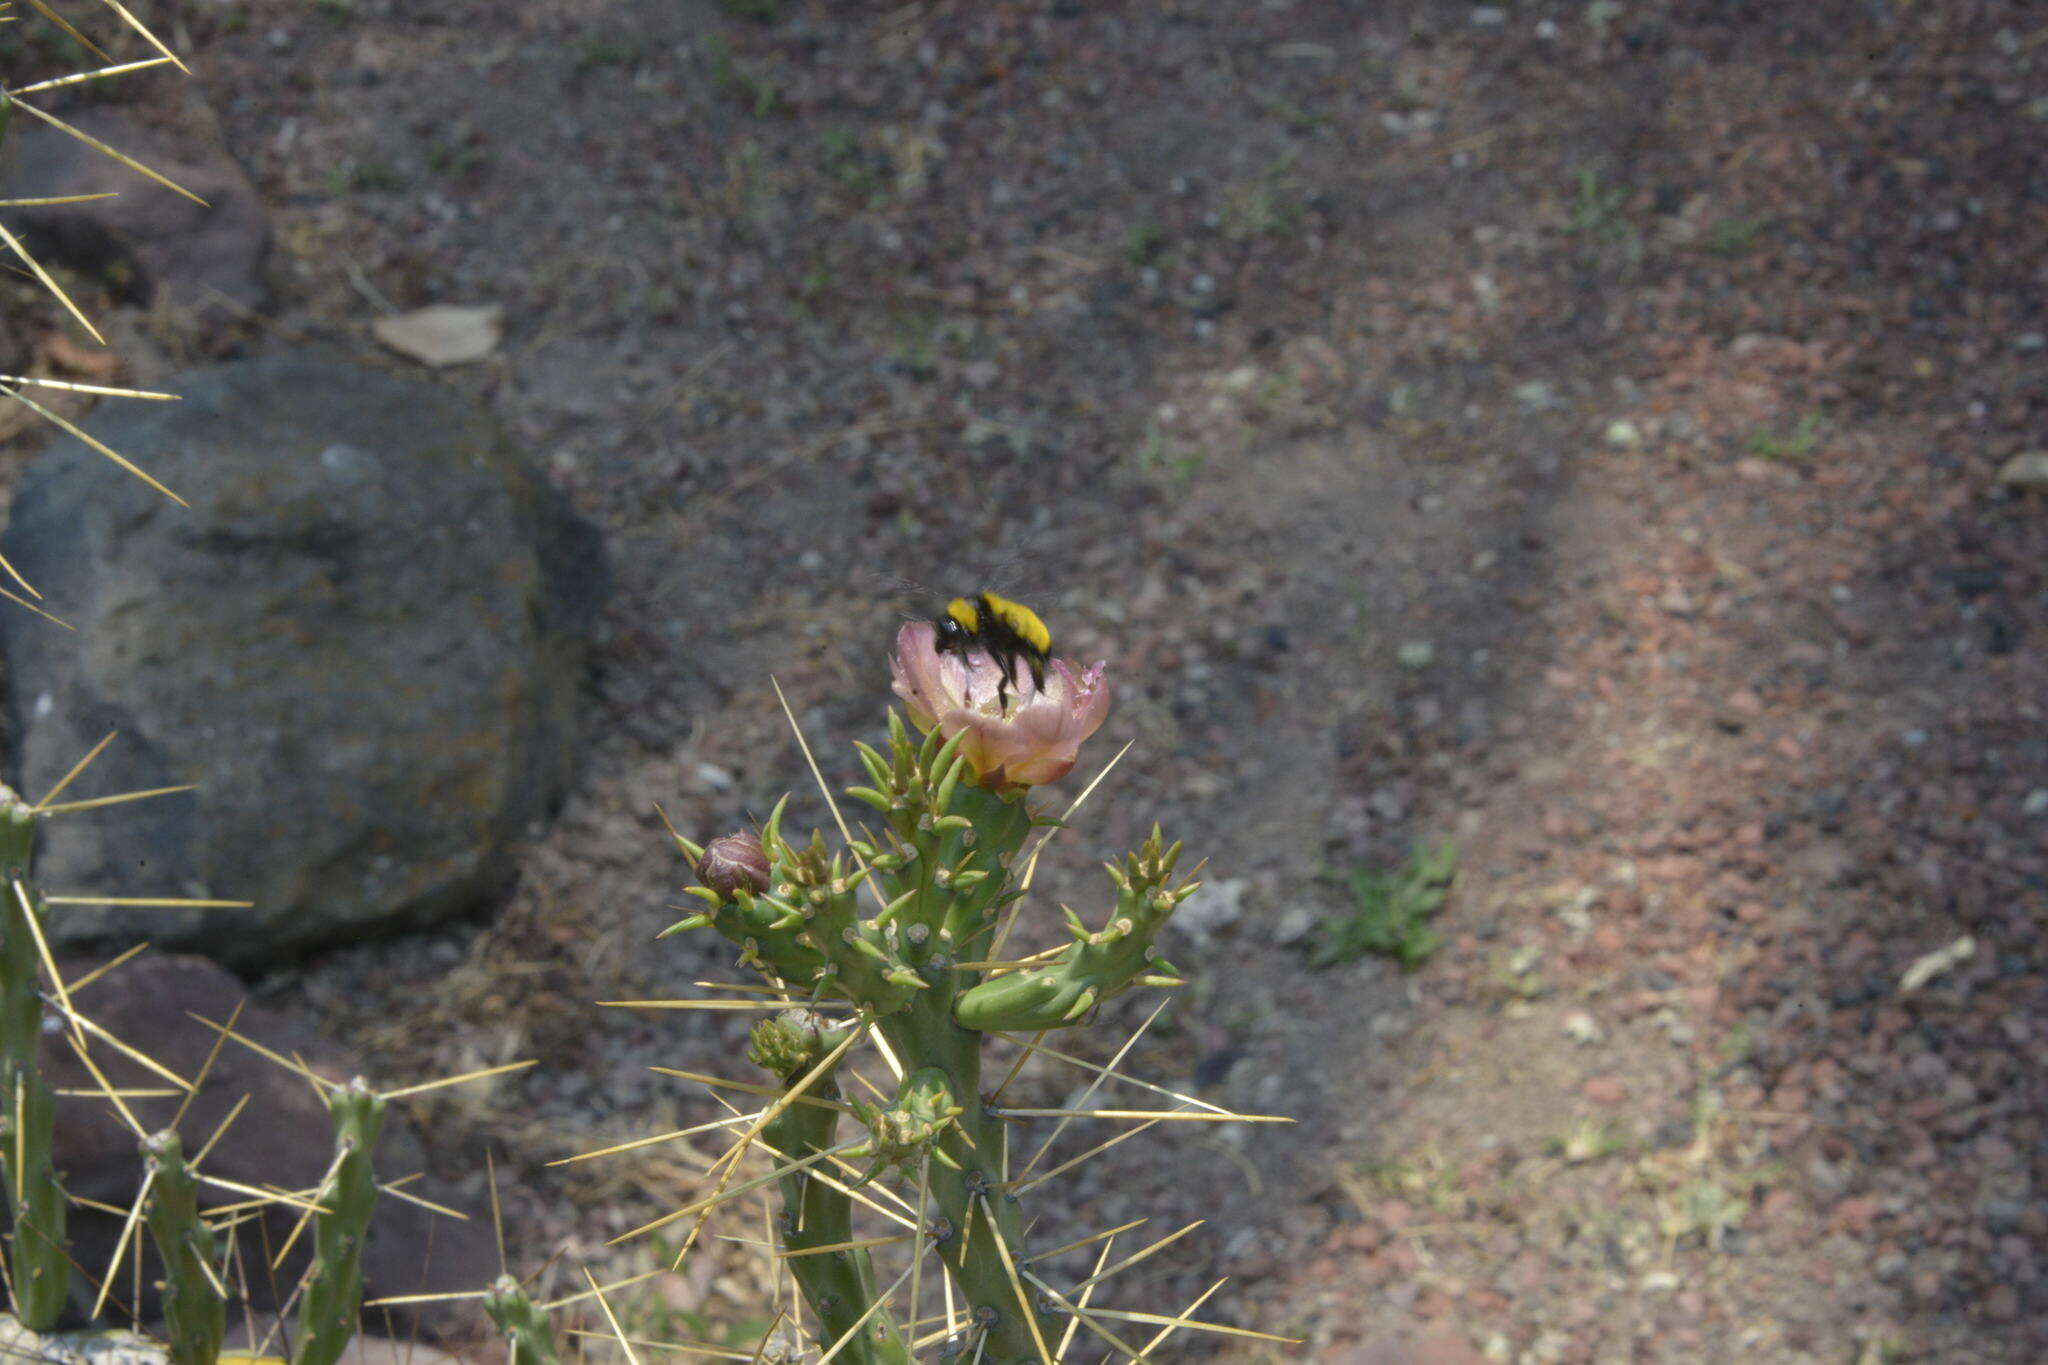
[
  {"left": 698, "top": 831, "right": 770, "bottom": 897},
  {"left": 888, "top": 621, "right": 1111, "bottom": 791}
]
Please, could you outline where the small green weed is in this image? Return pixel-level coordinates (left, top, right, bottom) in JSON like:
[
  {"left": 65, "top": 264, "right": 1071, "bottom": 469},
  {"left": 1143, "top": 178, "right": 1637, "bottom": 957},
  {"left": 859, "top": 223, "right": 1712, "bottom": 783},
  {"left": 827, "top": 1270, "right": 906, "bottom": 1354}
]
[
  {"left": 1219, "top": 179, "right": 1303, "bottom": 241},
  {"left": 324, "top": 160, "right": 404, "bottom": 196},
  {"left": 1717, "top": 1020, "right": 1755, "bottom": 1066},
  {"left": 1700, "top": 214, "right": 1771, "bottom": 257},
  {"left": 1660, "top": 1177, "right": 1746, "bottom": 1248},
  {"left": 1548, "top": 1117, "right": 1627, "bottom": 1165},
  {"left": 574, "top": 36, "right": 643, "bottom": 72},
  {"left": 1567, "top": 167, "right": 1631, "bottom": 239},
  {"left": 1744, "top": 410, "right": 1822, "bottom": 461},
  {"left": 706, "top": 35, "right": 782, "bottom": 117},
  {"left": 1123, "top": 222, "right": 1166, "bottom": 267},
  {"left": 1133, "top": 420, "right": 1205, "bottom": 488},
  {"left": 819, "top": 127, "right": 883, "bottom": 199},
  {"left": 1311, "top": 841, "right": 1457, "bottom": 969}
]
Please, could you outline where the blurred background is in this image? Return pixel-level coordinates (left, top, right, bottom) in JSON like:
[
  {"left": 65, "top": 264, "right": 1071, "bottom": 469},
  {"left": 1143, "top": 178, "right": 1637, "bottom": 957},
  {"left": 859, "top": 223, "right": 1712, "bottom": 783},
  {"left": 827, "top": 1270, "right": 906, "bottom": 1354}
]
[{"left": 3, "top": 1, "right": 2046, "bottom": 1361}]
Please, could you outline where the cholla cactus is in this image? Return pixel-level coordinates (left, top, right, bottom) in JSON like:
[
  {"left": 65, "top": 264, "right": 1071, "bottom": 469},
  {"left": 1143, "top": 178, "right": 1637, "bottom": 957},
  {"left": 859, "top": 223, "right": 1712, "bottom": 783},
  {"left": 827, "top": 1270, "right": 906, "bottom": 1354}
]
[{"left": 635, "top": 617, "right": 1285, "bottom": 1363}]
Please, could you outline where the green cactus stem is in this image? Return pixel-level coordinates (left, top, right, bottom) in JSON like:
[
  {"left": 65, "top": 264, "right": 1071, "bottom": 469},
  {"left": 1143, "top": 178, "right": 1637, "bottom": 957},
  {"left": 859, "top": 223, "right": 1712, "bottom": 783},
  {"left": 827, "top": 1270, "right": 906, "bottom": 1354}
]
[
  {"left": 953, "top": 828, "right": 1193, "bottom": 1032},
  {"left": 876, "top": 983, "right": 1055, "bottom": 1364},
  {"left": 483, "top": 1275, "right": 559, "bottom": 1365},
  {"left": 291, "top": 1077, "right": 385, "bottom": 1365},
  {"left": 0, "top": 787, "right": 68, "bottom": 1330},
  {"left": 751, "top": 1014, "right": 912, "bottom": 1365},
  {"left": 846, "top": 1066, "right": 963, "bottom": 1187},
  {"left": 141, "top": 1130, "right": 225, "bottom": 1365}
]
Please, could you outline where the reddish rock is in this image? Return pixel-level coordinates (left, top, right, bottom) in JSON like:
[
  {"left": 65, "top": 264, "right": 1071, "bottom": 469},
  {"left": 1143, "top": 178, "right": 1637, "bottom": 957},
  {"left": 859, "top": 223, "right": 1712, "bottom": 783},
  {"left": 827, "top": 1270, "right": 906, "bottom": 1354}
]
[
  {"left": 1829, "top": 1195, "right": 1884, "bottom": 1235},
  {"left": 1413, "top": 1328, "right": 1490, "bottom": 1364},
  {"left": 43, "top": 954, "right": 497, "bottom": 1339},
  {"left": 1582, "top": 1075, "right": 1629, "bottom": 1105},
  {"left": 1346, "top": 1221, "right": 1388, "bottom": 1253}
]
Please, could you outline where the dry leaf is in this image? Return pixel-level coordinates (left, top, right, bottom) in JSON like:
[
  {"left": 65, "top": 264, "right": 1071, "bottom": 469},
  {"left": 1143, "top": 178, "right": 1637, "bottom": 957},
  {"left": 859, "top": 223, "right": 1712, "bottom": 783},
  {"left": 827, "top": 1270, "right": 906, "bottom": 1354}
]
[
  {"left": 1898, "top": 935, "right": 1974, "bottom": 994},
  {"left": 371, "top": 304, "right": 503, "bottom": 367}
]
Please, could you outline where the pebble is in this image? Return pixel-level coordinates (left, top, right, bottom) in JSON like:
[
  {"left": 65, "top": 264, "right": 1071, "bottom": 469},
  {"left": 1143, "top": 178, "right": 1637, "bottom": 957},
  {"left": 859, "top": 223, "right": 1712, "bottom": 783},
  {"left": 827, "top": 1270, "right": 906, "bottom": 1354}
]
[
  {"left": 1563, "top": 1011, "right": 1605, "bottom": 1046},
  {"left": 1174, "top": 876, "right": 1249, "bottom": 944},
  {"left": 1398, "top": 641, "right": 1437, "bottom": 669},
  {"left": 1581, "top": 1075, "right": 1628, "bottom": 1105},
  {"left": 1995, "top": 451, "right": 2048, "bottom": 489},
  {"left": 2022, "top": 788, "right": 2048, "bottom": 817},
  {"left": 1274, "top": 904, "right": 1318, "bottom": 946},
  {"left": 1604, "top": 418, "right": 1644, "bottom": 449}
]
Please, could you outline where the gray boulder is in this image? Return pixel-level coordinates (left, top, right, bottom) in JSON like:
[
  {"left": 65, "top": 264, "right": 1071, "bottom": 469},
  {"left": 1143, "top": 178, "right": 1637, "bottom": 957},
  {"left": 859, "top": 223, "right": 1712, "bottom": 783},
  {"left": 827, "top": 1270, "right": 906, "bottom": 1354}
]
[{"left": 0, "top": 353, "right": 606, "bottom": 966}]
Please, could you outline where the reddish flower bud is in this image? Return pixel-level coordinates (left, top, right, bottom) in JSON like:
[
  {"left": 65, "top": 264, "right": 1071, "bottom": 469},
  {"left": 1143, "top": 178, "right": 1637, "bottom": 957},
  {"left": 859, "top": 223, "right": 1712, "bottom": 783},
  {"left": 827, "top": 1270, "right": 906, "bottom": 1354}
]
[{"left": 697, "top": 831, "right": 770, "bottom": 897}]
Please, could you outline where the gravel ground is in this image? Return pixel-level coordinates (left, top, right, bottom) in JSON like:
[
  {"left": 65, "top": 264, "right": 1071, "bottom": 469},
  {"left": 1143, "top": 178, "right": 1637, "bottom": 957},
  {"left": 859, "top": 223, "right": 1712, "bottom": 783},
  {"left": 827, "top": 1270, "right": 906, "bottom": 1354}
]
[{"left": 6, "top": 1, "right": 2047, "bottom": 1361}]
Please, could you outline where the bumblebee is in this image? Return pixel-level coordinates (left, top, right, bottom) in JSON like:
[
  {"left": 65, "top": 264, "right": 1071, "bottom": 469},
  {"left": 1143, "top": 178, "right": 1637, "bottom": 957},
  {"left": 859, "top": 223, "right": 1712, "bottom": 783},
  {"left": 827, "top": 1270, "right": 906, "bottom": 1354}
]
[{"left": 933, "top": 591, "right": 1051, "bottom": 708}]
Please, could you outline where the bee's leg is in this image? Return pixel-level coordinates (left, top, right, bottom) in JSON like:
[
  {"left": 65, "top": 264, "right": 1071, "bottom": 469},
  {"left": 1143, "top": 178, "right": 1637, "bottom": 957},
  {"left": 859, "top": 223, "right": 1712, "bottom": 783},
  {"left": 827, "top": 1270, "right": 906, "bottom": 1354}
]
[
  {"left": 1026, "top": 654, "right": 1046, "bottom": 692},
  {"left": 995, "top": 653, "right": 1018, "bottom": 710}
]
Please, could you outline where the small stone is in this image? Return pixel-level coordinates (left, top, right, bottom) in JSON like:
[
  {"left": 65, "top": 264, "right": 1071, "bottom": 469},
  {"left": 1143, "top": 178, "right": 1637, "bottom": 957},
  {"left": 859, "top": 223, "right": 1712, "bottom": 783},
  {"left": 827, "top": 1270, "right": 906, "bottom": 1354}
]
[
  {"left": 1581, "top": 1075, "right": 1627, "bottom": 1105},
  {"left": 1174, "top": 876, "right": 1249, "bottom": 945},
  {"left": 1412, "top": 1327, "right": 1489, "bottom": 1364},
  {"left": 1996, "top": 451, "right": 2048, "bottom": 489},
  {"left": 1470, "top": 7, "right": 1508, "bottom": 25},
  {"left": 1563, "top": 1011, "right": 1605, "bottom": 1046},
  {"left": 2022, "top": 788, "right": 2048, "bottom": 817},
  {"left": 1604, "top": 418, "right": 1643, "bottom": 449},
  {"left": 1274, "top": 903, "right": 1318, "bottom": 946},
  {"left": 1986, "top": 1283, "right": 2021, "bottom": 1323},
  {"left": 1829, "top": 1194, "right": 1884, "bottom": 1234},
  {"left": 1397, "top": 641, "right": 1436, "bottom": 669}
]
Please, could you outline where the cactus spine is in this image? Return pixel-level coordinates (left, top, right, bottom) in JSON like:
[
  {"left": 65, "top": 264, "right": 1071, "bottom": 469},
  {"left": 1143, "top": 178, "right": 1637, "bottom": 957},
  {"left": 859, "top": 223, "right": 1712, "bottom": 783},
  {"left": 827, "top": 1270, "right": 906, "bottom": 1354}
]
[
  {"left": 141, "top": 1130, "right": 226, "bottom": 1365},
  {"left": 0, "top": 788, "right": 68, "bottom": 1330},
  {"left": 291, "top": 1077, "right": 385, "bottom": 1365}
]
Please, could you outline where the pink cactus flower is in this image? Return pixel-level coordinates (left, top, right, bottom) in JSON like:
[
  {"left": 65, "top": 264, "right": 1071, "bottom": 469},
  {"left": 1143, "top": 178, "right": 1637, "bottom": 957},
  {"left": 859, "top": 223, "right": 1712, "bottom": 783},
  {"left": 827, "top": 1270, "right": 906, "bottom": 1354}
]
[{"left": 888, "top": 621, "right": 1111, "bottom": 791}]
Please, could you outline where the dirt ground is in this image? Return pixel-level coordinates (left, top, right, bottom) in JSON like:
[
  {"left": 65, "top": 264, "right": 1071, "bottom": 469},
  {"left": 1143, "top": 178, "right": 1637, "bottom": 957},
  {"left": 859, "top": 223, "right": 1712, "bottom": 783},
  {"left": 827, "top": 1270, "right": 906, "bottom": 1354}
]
[{"left": 8, "top": 1, "right": 2048, "bottom": 1361}]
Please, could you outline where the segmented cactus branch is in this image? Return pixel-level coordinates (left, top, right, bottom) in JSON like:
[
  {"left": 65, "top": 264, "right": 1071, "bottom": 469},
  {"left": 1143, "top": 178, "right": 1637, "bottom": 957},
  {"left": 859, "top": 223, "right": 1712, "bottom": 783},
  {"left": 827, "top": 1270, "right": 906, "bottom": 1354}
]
[
  {"left": 0, "top": 788, "right": 68, "bottom": 1329},
  {"left": 751, "top": 1013, "right": 912, "bottom": 1365},
  {"left": 483, "top": 1275, "right": 560, "bottom": 1365},
  {"left": 141, "top": 1130, "right": 226, "bottom": 1365},
  {"left": 291, "top": 1078, "right": 385, "bottom": 1365},
  {"left": 954, "top": 830, "right": 1195, "bottom": 1031}
]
